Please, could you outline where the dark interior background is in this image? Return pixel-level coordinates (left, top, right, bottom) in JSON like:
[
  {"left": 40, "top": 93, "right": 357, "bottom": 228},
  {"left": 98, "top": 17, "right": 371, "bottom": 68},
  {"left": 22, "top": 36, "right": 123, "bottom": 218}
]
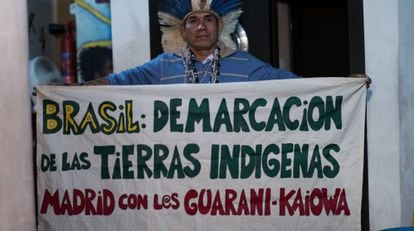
[{"left": 149, "top": 0, "right": 364, "bottom": 78}]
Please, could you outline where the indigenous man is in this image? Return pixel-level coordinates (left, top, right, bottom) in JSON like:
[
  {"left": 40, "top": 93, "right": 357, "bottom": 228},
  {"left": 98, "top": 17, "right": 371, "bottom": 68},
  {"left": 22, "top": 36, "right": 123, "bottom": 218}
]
[{"left": 90, "top": 0, "right": 297, "bottom": 85}]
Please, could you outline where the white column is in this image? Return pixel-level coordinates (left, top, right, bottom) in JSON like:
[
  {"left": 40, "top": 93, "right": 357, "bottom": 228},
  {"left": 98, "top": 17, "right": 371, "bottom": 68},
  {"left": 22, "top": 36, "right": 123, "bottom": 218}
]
[
  {"left": 0, "top": 0, "right": 36, "bottom": 230},
  {"left": 364, "top": 0, "right": 401, "bottom": 229},
  {"left": 111, "top": 0, "right": 151, "bottom": 72}
]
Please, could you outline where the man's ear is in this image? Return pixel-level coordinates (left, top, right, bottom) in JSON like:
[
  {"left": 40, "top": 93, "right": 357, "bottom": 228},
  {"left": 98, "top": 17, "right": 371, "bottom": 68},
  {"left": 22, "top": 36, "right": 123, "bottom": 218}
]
[
  {"left": 180, "top": 24, "right": 185, "bottom": 37},
  {"left": 218, "top": 19, "right": 224, "bottom": 33}
]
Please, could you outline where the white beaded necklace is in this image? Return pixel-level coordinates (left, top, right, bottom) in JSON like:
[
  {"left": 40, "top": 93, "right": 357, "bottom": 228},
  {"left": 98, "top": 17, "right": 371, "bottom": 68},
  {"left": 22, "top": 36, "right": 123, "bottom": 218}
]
[{"left": 182, "top": 47, "right": 221, "bottom": 84}]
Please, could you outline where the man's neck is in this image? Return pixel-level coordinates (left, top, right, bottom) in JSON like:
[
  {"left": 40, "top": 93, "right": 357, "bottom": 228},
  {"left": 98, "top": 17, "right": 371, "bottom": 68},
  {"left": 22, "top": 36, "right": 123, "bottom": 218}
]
[{"left": 190, "top": 48, "right": 214, "bottom": 61}]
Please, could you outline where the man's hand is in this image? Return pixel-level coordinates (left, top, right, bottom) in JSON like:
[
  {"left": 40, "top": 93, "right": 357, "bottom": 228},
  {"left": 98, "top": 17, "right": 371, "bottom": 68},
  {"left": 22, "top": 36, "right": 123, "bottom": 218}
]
[
  {"left": 83, "top": 77, "right": 109, "bottom": 85},
  {"left": 349, "top": 73, "right": 371, "bottom": 88}
]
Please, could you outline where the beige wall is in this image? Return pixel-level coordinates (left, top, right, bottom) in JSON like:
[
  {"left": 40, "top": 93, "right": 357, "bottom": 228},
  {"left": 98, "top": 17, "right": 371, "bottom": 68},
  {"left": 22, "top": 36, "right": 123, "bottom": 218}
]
[{"left": 0, "top": 0, "right": 36, "bottom": 230}]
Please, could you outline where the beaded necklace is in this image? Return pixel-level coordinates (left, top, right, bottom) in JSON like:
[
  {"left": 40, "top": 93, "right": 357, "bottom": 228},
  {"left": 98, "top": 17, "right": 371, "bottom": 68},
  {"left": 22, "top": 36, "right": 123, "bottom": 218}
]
[{"left": 182, "top": 47, "right": 221, "bottom": 84}]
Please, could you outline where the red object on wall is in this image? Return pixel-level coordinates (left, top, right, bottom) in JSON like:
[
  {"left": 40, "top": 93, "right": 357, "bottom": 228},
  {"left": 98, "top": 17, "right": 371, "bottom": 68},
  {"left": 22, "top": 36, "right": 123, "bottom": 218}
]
[{"left": 61, "top": 21, "right": 77, "bottom": 84}]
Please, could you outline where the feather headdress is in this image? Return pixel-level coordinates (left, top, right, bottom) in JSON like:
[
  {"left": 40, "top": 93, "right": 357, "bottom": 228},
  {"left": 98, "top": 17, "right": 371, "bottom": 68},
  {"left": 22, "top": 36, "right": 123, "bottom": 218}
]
[{"left": 158, "top": 0, "right": 243, "bottom": 54}]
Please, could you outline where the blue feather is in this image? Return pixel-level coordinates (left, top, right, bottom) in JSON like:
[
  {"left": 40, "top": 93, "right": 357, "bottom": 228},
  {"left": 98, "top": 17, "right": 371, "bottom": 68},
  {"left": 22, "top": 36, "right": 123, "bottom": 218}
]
[
  {"left": 210, "top": 0, "right": 242, "bottom": 16},
  {"left": 158, "top": 0, "right": 193, "bottom": 19},
  {"left": 158, "top": 0, "right": 242, "bottom": 20}
]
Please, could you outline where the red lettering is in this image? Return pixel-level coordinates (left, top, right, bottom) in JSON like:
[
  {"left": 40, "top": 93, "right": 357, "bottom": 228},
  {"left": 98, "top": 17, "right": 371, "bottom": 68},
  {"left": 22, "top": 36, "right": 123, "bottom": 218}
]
[
  {"left": 249, "top": 188, "right": 272, "bottom": 215},
  {"left": 38, "top": 188, "right": 115, "bottom": 216},
  {"left": 310, "top": 188, "right": 323, "bottom": 215},
  {"left": 184, "top": 188, "right": 271, "bottom": 216},
  {"left": 170, "top": 193, "right": 180, "bottom": 209},
  {"left": 119, "top": 193, "right": 148, "bottom": 210},
  {"left": 40, "top": 189, "right": 60, "bottom": 214},
  {"left": 84, "top": 189, "right": 96, "bottom": 215},
  {"left": 73, "top": 189, "right": 85, "bottom": 215},
  {"left": 279, "top": 187, "right": 351, "bottom": 216},
  {"left": 198, "top": 189, "right": 212, "bottom": 215},
  {"left": 224, "top": 189, "right": 237, "bottom": 215},
  {"left": 153, "top": 194, "right": 163, "bottom": 210},
  {"left": 184, "top": 189, "right": 198, "bottom": 215},
  {"left": 210, "top": 190, "right": 225, "bottom": 215},
  {"left": 279, "top": 188, "right": 296, "bottom": 216},
  {"left": 237, "top": 190, "right": 249, "bottom": 215},
  {"left": 335, "top": 189, "right": 350, "bottom": 215},
  {"left": 103, "top": 189, "right": 116, "bottom": 215},
  {"left": 61, "top": 191, "right": 73, "bottom": 215}
]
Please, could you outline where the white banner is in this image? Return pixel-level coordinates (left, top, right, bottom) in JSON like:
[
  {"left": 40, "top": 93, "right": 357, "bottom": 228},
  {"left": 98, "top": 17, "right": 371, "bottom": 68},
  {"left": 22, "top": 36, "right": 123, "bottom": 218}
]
[{"left": 36, "top": 78, "right": 367, "bottom": 231}]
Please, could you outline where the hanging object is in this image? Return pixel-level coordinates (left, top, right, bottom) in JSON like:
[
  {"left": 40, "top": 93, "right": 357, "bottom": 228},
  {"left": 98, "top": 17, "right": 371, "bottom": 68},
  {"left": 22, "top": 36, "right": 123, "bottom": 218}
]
[
  {"left": 29, "top": 56, "right": 62, "bottom": 111},
  {"left": 49, "top": 21, "right": 77, "bottom": 84},
  {"left": 60, "top": 21, "right": 77, "bottom": 84}
]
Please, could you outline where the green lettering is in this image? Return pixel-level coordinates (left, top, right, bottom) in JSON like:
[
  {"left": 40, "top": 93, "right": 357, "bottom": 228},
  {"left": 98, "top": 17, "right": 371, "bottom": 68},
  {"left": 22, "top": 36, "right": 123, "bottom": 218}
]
[
  {"left": 153, "top": 100, "right": 168, "bottom": 132},
  {"left": 185, "top": 98, "right": 212, "bottom": 132},
  {"left": 94, "top": 145, "right": 115, "bottom": 179},
  {"left": 249, "top": 98, "right": 267, "bottom": 131},
  {"left": 284, "top": 97, "right": 301, "bottom": 130},
  {"left": 170, "top": 98, "right": 183, "bottom": 132},
  {"left": 266, "top": 98, "right": 286, "bottom": 131},
  {"left": 219, "top": 145, "right": 239, "bottom": 179},
  {"left": 293, "top": 144, "right": 310, "bottom": 178},
  {"left": 154, "top": 144, "right": 169, "bottom": 178},
  {"left": 122, "top": 145, "right": 134, "bottom": 179},
  {"left": 233, "top": 98, "right": 250, "bottom": 132},
  {"left": 308, "top": 96, "right": 324, "bottom": 131},
  {"left": 262, "top": 144, "right": 280, "bottom": 177},
  {"left": 322, "top": 144, "right": 340, "bottom": 178},
  {"left": 308, "top": 145, "right": 323, "bottom": 178},
  {"left": 210, "top": 144, "right": 220, "bottom": 179},
  {"left": 213, "top": 99, "right": 233, "bottom": 132},
  {"left": 281, "top": 143, "right": 293, "bottom": 178},
  {"left": 325, "top": 96, "right": 342, "bottom": 130},
  {"left": 183, "top": 143, "right": 201, "bottom": 177},
  {"left": 167, "top": 146, "right": 184, "bottom": 178},
  {"left": 240, "top": 145, "right": 256, "bottom": 179},
  {"left": 137, "top": 144, "right": 153, "bottom": 178}
]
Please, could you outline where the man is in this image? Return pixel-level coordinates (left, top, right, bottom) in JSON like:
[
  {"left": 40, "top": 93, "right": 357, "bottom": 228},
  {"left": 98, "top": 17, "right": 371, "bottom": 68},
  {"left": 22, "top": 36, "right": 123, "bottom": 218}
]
[{"left": 89, "top": 0, "right": 297, "bottom": 85}]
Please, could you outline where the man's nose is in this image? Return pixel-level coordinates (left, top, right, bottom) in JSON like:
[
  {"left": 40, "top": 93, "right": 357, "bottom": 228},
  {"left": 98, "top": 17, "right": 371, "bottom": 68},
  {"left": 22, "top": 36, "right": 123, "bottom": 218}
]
[{"left": 197, "top": 21, "right": 206, "bottom": 31}]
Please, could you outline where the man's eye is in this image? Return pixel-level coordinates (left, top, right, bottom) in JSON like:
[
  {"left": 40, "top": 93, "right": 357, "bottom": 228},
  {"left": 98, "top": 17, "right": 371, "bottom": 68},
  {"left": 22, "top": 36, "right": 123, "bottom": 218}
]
[
  {"left": 205, "top": 16, "right": 216, "bottom": 23},
  {"left": 188, "top": 22, "right": 197, "bottom": 27}
]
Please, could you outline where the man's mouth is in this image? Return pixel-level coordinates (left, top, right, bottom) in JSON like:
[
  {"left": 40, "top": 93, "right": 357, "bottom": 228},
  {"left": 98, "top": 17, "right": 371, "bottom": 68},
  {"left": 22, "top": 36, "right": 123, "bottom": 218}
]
[{"left": 196, "top": 34, "right": 209, "bottom": 38}]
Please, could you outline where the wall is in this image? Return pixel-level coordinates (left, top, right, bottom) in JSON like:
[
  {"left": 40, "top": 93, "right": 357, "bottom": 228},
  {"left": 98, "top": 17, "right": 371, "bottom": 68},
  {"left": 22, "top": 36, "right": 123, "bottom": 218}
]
[
  {"left": 364, "top": 0, "right": 402, "bottom": 229},
  {"left": 0, "top": 0, "right": 36, "bottom": 230},
  {"left": 365, "top": 0, "right": 414, "bottom": 228},
  {"left": 111, "top": 0, "right": 151, "bottom": 72},
  {"left": 398, "top": 0, "right": 414, "bottom": 226}
]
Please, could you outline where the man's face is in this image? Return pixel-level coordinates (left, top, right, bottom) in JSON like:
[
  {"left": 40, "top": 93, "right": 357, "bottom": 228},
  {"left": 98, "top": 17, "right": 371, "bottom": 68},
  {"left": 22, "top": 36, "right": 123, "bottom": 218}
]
[{"left": 181, "top": 11, "right": 221, "bottom": 52}]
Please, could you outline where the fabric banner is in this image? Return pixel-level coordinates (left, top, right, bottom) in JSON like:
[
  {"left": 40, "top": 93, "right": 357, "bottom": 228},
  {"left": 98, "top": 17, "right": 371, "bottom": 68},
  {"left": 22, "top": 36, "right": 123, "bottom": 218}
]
[{"left": 36, "top": 78, "right": 367, "bottom": 231}]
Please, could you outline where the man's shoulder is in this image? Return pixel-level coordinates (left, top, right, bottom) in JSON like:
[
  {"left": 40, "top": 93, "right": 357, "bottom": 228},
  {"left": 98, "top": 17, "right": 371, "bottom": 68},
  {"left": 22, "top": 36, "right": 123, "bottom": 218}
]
[
  {"left": 223, "top": 50, "right": 263, "bottom": 63},
  {"left": 148, "top": 52, "right": 182, "bottom": 64},
  {"left": 153, "top": 52, "right": 178, "bottom": 59}
]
